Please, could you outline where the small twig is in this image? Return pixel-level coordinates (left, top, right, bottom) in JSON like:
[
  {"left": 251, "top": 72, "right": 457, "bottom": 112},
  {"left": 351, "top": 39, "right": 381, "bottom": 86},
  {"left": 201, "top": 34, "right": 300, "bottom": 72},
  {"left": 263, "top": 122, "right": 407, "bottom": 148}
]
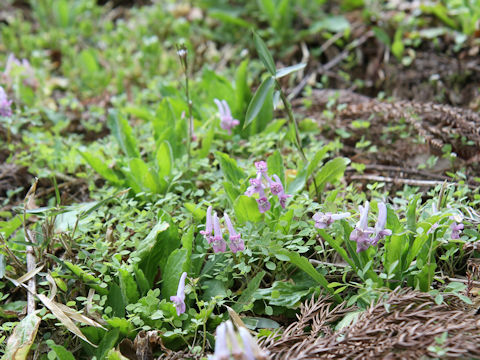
[
  {"left": 349, "top": 174, "right": 451, "bottom": 187},
  {"left": 346, "top": 164, "right": 449, "bottom": 181},
  {"left": 447, "top": 277, "right": 480, "bottom": 287},
  {"left": 26, "top": 229, "right": 37, "bottom": 314}
]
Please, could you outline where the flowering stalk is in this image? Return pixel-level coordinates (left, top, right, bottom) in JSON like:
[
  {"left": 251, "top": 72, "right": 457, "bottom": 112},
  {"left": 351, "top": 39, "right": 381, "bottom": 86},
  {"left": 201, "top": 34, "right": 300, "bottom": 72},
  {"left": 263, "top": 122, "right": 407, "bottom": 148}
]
[
  {"left": 170, "top": 271, "right": 187, "bottom": 316},
  {"left": 176, "top": 45, "right": 193, "bottom": 168},
  {"left": 0, "top": 86, "right": 12, "bottom": 118},
  {"left": 224, "top": 212, "right": 244, "bottom": 253}
]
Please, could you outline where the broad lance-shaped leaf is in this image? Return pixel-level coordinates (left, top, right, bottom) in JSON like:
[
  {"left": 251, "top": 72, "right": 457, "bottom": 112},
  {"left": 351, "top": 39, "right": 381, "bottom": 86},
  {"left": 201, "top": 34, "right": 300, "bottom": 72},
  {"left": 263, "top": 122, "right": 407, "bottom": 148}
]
[
  {"left": 315, "top": 157, "right": 350, "bottom": 192},
  {"left": 253, "top": 31, "right": 276, "bottom": 76},
  {"left": 244, "top": 76, "right": 275, "bottom": 130},
  {"left": 232, "top": 271, "right": 265, "bottom": 312},
  {"left": 275, "top": 249, "right": 342, "bottom": 303},
  {"left": 275, "top": 63, "right": 306, "bottom": 79},
  {"left": 2, "top": 312, "right": 41, "bottom": 360},
  {"left": 215, "top": 152, "right": 246, "bottom": 184},
  {"left": 107, "top": 109, "right": 139, "bottom": 158}
]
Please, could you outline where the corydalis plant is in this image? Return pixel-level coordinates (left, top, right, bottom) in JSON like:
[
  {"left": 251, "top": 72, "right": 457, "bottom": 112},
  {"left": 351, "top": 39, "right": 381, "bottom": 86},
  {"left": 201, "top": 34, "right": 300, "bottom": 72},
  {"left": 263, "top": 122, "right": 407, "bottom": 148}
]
[
  {"left": 0, "top": 86, "right": 12, "bottom": 118},
  {"left": 245, "top": 161, "right": 291, "bottom": 213},
  {"left": 350, "top": 201, "right": 392, "bottom": 252},
  {"left": 211, "top": 320, "right": 268, "bottom": 360},
  {"left": 214, "top": 99, "right": 239, "bottom": 134},
  {"left": 170, "top": 272, "right": 187, "bottom": 316},
  {"left": 201, "top": 206, "right": 244, "bottom": 254},
  {"left": 313, "top": 211, "right": 350, "bottom": 229}
]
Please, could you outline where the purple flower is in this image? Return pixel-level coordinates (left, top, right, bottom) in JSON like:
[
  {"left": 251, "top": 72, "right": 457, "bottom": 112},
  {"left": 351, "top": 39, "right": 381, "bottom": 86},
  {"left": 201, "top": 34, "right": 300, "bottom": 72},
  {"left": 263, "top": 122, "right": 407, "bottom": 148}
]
[
  {"left": 254, "top": 161, "right": 268, "bottom": 175},
  {"left": 278, "top": 192, "right": 292, "bottom": 209},
  {"left": 170, "top": 272, "right": 187, "bottom": 316},
  {"left": 213, "top": 322, "right": 229, "bottom": 360},
  {"left": 0, "top": 86, "right": 12, "bottom": 118},
  {"left": 214, "top": 99, "right": 239, "bottom": 134},
  {"left": 224, "top": 213, "right": 244, "bottom": 253},
  {"left": 256, "top": 197, "right": 271, "bottom": 213},
  {"left": 245, "top": 178, "right": 265, "bottom": 197},
  {"left": 212, "top": 212, "right": 227, "bottom": 253},
  {"left": 370, "top": 202, "right": 392, "bottom": 245},
  {"left": 313, "top": 211, "right": 350, "bottom": 229},
  {"left": 427, "top": 222, "right": 439, "bottom": 235},
  {"left": 200, "top": 205, "right": 213, "bottom": 243},
  {"left": 267, "top": 174, "right": 284, "bottom": 195},
  {"left": 350, "top": 201, "right": 375, "bottom": 253},
  {"left": 450, "top": 221, "right": 464, "bottom": 239}
]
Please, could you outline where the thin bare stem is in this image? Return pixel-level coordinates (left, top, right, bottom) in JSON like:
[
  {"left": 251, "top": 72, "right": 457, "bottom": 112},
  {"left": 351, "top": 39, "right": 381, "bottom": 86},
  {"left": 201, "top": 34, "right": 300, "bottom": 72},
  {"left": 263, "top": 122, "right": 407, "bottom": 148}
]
[
  {"left": 276, "top": 81, "right": 320, "bottom": 199},
  {"left": 177, "top": 45, "right": 193, "bottom": 168}
]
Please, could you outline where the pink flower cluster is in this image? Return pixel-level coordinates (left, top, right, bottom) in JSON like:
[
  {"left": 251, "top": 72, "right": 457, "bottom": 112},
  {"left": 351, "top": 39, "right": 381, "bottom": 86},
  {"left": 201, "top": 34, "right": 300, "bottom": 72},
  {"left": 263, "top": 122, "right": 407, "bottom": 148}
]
[
  {"left": 214, "top": 99, "right": 239, "bottom": 134},
  {"left": 3, "top": 53, "right": 37, "bottom": 88},
  {"left": 349, "top": 201, "right": 392, "bottom": 253},
  {"left": 200, "top": 206, "right": 244, "bottom": 254},
  {"left": 212, "top": 320, "right": 268, "bottom": 360},
  {"left": 245, "top": 161, "right": 291, "bottom": 213},
  {"left": 170, "top": 272, "right": 187, "bottom": 316},
  {"left": 0, "top": 86, "right": 12, "bottom": 118}
]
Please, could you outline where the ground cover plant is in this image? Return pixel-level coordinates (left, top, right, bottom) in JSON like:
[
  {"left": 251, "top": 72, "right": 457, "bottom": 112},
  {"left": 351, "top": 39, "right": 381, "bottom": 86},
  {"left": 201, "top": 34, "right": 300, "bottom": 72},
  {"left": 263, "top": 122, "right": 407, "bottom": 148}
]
[{"left": 0, "top": 0, "right": 480, "bottom": 359}]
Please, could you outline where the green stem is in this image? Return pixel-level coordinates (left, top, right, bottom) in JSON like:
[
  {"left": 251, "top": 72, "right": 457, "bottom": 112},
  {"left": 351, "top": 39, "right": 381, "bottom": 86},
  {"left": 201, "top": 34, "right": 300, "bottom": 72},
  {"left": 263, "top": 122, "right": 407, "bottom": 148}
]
[{"left": 276, "top": 81, "right": 320, "bottom": 200}]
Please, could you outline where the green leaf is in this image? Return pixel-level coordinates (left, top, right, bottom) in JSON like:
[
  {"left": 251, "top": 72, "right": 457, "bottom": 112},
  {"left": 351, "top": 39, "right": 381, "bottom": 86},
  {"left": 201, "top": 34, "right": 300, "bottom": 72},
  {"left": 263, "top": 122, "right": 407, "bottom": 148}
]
[
  {"left": 63, "top": 261, "right": 108, "bottom": 295},
  {"left": 137, "top": 221, "right": 180, "bottom": 285},
  {"left": 275, "top": 63, "right": 306, "bottom": 79},
  {"left": 107, "top": 283, "right": 125, "bottom": 318},
  {"left": 318, "top": 229, "right": 356, "bottom": 270},
  {"left": 95, "top": 328, "right": 119, "bottom": 360},
  {"left": 253, "top": 32, "right": 276, "bottom": 75},
  {"left": 133, "top": 265, "right": 150, "bottom": 297},
  {"left": 118, "top": 267, "right": 140, "bottom": 305},
  {"left": 105, "top": 317, "right": 134, "bottom": 337},
  {"left": 287, "top": 167, "right": 308, "bottom": 194},
  {"left": 197, "top": 126, "right": 215, "bottom": 158},
  {"left": 78, "top": 150, "right": 121, "bottom": 185},
  {"left": 107, "top": 109, "right": 139, "bottom": 158},
  {"left": 255, "top": 281, "right": 311, "bottom": 308},
  {"left": 275, "top": 249, "right": 341, "bottom": 302},
  {"left": 2, "top": 312, "right": 41, "bottom": 360},
  {"left": 46, "top": 340, "right": 75, "bottom": 360},
  {"left": 234, "top": 195, "right": 263, "bottom": 224},
  {"left": 244, "top": 76, "right": 275, "bottom": 130},
  {"left": 215, "top": 152, "right": 246, "bottom": 184},
  {"left": 267, "top": 150, "right": 285, "bottom": 186},
  {"left": 156, "top": 140, "right": 173, "bottom": 179},
  {"left": 161, "top": 249, "right": 189, "bottom": 301},
  {"left": 306, "top": 145, "right": 332, "bottom": 178},
  {"left": 128, "top": 158, "right": 163, "bottom": 194},
  {"left": 235, "top": 59, "right": 251, "bottom": 125},
  {"left": 372, "top": 26, "right": 391, "bottom": 46},
  {"left": 184, "top": 203, "right": 206, "bottom": 221},
  {"left": 257, "top": 0, "right": 276, "bottom": 20},
  {"left": 224, "top": 182, "right": 241, "bottom": 205},
  {"left": 105, "top": 349, "right": 129, "bottom": 360},
  {"left": 391, "top": 28, "right": 404, "bottom": 59},
  {"left": 315, "top": 157, "right": 350, "bottom": 192},
  {"left": 232, "top": 271, "right": 265, "bottom": 312}
]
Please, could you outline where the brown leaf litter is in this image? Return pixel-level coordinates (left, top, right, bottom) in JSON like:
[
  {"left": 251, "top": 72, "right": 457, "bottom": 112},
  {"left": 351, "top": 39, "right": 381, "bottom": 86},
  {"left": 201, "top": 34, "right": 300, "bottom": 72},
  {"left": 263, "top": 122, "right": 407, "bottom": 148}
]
[{"left": 261, "top": 289, "right": 480, "bottom": 359}]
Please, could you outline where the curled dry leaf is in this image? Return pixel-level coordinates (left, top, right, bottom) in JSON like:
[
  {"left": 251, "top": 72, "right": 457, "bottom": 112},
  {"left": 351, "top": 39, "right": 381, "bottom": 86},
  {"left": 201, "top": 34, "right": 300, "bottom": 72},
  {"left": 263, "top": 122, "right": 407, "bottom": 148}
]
[{"left": 2, "top": 312, "right": 41, "bottom": 360}]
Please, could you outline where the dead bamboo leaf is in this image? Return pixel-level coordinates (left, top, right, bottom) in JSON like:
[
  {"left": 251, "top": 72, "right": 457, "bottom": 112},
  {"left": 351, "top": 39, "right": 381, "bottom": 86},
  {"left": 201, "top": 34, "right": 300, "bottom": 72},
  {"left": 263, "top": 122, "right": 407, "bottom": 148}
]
[
  {"left": 6, "top": 265, "right": 44, "bottom": 287},
  {"left": 55, "top": 302, "right": 107, "bottom": 330},
  {"left": 36, "top": 293, "right": 97, "bottom": 347},
  {"left": 1, "top": 312, "right": 41, "bottom": 360}
]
